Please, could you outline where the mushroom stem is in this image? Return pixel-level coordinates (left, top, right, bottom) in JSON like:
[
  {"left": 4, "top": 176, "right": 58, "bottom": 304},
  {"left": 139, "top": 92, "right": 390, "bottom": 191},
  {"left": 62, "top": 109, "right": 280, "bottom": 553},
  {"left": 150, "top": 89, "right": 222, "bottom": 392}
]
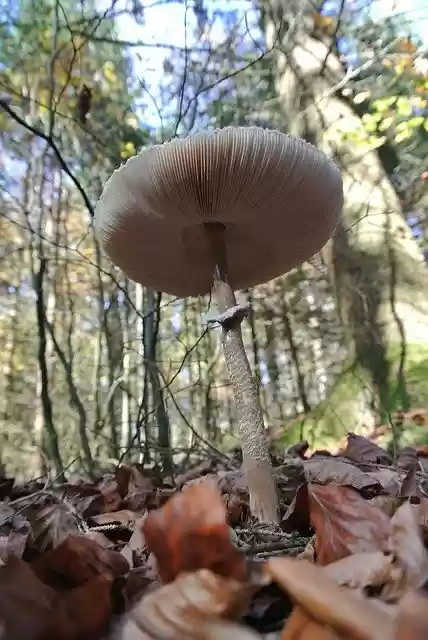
[{"left": 205, "top": 223, "right": 279, "bottom": 524}]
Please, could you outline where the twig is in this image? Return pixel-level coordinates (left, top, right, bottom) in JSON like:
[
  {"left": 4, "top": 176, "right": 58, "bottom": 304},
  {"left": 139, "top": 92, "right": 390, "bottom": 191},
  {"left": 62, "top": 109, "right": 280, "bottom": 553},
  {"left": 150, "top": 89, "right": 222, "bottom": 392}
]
[{"left": 0, "top": 99, "right": 94, "bottom": 217}]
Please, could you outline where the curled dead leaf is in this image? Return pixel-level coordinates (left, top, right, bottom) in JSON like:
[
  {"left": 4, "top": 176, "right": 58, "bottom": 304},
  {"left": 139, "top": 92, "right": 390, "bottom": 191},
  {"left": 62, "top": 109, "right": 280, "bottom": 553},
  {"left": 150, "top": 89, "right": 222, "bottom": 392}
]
[
  {"left": 386, "top": 502, "right": 428, "bottom": 595},
  {"left": 397, "top": 448, "right": 420, "bottom": 472},
  {"left": 31, "top": 534, "right": 129, "bottom": 588},
  {"left": 56, "top": 572, "right": 114, "bottom": 639},
  {"left": 344, "top": 434, "right": 392, "bottom": 466},
  {"left": 282, "top": 483, "right": 311, "bottom": 534},
  {"left": 320, "top": 501, "right": 428, "bottom": 604},
  {"left": 308, "top": 484, "right": 392, "bottom": 565},
  {"left": 125, "top": 569, "right": 260, "bottom": 640},
  {"left": 324, "top": 551, "right": 400, "bottom": 596},
  {"left": 267, "top": 557, "right": 395, "bottom": 640},
  {"left": 0, "top": 555, "right": 57, "bottom": 640},
  {"left": 0, "top": 504, "right": 31, "bottom": 561},
  {"left": 25, "top": 501, "right": 81, "bottom": 551},
  {"left": 303, "top": 458, "right": 383, "bottom": 496},
  {"left": 143, "top": 481, "right": 247, "bottom": 583},
  {"left": 394, "top": 585, "right": 428, "bottom": 639},
  {"left": 281, "top": 606, "right": 345, "bottom": 640}
]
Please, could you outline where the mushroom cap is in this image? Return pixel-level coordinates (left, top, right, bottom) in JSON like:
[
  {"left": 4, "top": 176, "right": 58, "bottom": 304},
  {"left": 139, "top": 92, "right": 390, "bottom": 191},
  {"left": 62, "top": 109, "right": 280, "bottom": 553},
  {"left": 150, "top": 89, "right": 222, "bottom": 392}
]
[{"left": 94, "top": 126, "right": 343, "bottom": 297}]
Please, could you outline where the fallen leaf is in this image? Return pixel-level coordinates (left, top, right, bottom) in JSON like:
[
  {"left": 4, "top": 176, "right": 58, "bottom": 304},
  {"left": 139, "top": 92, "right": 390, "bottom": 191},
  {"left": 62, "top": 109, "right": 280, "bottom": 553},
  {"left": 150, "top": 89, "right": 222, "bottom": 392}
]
[
  {"left": 303, "top": 459, "right": 382, "bottom": 496},
  {"left": 123, "top": 465, "right": 155, "bottom": 512},
  {"left": 308, "top": 484, "right": 392, "bottom": 565},
  {"left": 267, "top": 557, "right": 395, "bottom": 640},
  {"left": 175, "top": 460, "right": 217, "bottom": 489},
  {"left": 143, "top": 481, "right": 247, "bottom": 583},
  {"left": 25, "top": 501, "right": 80, "bottom": 551},
  {"left": 85, "top": 529, "right": 116, "bottom": 549},
  {"left": 368, "top": 495, "right": 402, "bottom": 518},
  {"left": 281, "top": 483, "right": 311, "bottom": 533},
  {"left": 57, "top": 572, "right": 113, "bottom": 639},
  {"left": 366, "top": 468, "right": 404, "bottom": 496},
  {"left": 323, "top": 550, "right": 399, "bottom": 594},
  {"left": 414, "top": 497, "right": 428, "bottom": 540},
  {"left": 97, "top": 474, "right": 123, "bottom": 512},
  {"left": 121, "top": 515, "right": 148, "bottom": 567},
  {"left": 121, "top": 616, "right": 262, "bottom": 640},
  {"left": 31, "top": 533, "right": 129, "bottom": 588},
  {"left": 344, "top": 433, "right": 392, "bottom": 466},
  {"left": 287, "top": 441, "right": 310, "bottom": 459},
  {"left": 395, "top": 586, "right": 428, "bottom": 639},
  {"left": 399, "top": 468, "right": 420, "bottom": 498},
  {"left": 386, "top": 502, "right": 428, "bottom": 594},
  {"left": 281, "top": 606, "right": 344, "bottom": 640},
  {"left": 0, "top": 555, "right": 57, "bottom": 640},
  {"left": 54, "top": 483, "right": 104, "bottom": 518},
  {"left": 123, "top": 562, "right": 160, "bottom": 606},
  {"left": 397, "top": 448, "right": 420, "bottom": 472},
  {"left": 126, "top": 569, "right": 260, "bottom": 640},
  {"left": 0, "top": 504, "right": 31, "bottom": 561},
  {"left": 298, "top": 539, "right": 315, "bottom": 562},
  {"left": 0, "top": 528, "right": 29, "bottom": 562}
]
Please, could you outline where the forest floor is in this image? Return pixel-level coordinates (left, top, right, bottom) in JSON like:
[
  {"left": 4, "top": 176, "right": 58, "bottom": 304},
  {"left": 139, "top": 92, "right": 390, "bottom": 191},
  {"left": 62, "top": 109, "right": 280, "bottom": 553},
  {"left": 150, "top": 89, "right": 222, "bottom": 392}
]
[{"left": 1, "top": 432, "right": 428, "bottom": 639}]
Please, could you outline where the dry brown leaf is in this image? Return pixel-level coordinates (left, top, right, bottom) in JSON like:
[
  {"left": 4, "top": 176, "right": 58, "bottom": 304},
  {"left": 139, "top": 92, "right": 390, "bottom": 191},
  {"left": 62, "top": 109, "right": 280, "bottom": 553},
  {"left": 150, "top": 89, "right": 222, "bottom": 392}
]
[
  {"left": 394, "top": 587, "right": 428, "bottom": 639},
  {"left": 369, "top": 495, "right": 402, "bottom": 518},
  {"left": 281, "top": 483, "right": 311, "bottom": 534},
  {"left": 397, "top": 448, "right": 420, "bottom": 472},
  {"left": 366, "top": 468, "right": 404, "bottom": 496},
  {"left": 25, "top": 502, "right": 80, "bottom": 551},
  {"left": 85, "top": 529, "right": 116, "bottom": 549},
  {"left": 121, "top": 515, "right": 149, "bottom": 568},
  {"left": 0, "top": 555, "right": 57, "bottom": 640},
  {"left": 125, "top": 569, "right": 259, "bottom": 640},
  {"left": 97, "top": 474, "right": 123, "bottom": 512},
  {"left": 0, "top": 504, "right": 31, "bottom": 561},
  {"left": 123, "top": 465, "right": 156, "bottom": 512},
  {"left": 281, "top": 606, "right": 345, "bottom": 640},
  {"left": 175, "top": 460, "right": 217, "bottom": 489},
  {"left": 308, "top": 484, "right": 392, "bottom": 565},
  {"left": 54, "top": 483, "right": 104, "bottom": 518},
  {"left": 298, "top": 539, "right": 315, "bottom": 562},
  {"left": 414, "top": 497, "right": 428, "bottom": 539},
  {"left": 143, "top": 481, "right": 247, "bottom": 583},
  {"left": 323, "top": 550, "right": 397, "bottom": 594},
  {"left": 303, "top": 458, "right": 382, "bottom": 495},
  {"left": 31, "top": 533, "right": 129, "bottom": 588},
  {"left": 319, "top": 501, "right": 428, "bottom": 603},
  {"left": 121, "top": 617, "right": 262, "bottom": 640},
  {"left": 385, "top": 502, "right": 428, "bottom": 595},
  {"left": 56, "top": 572, "right": 114, "bottom": 640},
  {"left": 344, "top": 434, "right": 392, "bottom": 466},
  {"left": 267, "top": 557, "right": 395, "bottom": 640}
]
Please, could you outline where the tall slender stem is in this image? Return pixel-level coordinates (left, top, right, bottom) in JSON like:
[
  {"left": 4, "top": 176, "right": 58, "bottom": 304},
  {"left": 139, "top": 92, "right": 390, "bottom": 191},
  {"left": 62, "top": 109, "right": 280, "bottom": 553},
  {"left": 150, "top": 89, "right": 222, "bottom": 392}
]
[{"left": 205, "top": 223, "right": 279, "bottom": 523}]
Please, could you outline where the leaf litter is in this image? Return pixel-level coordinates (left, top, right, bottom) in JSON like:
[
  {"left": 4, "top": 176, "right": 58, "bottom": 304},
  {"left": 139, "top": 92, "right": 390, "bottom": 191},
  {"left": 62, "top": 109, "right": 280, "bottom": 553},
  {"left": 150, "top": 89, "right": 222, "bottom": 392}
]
[{"left": 1, "top": 433, "right": 428, "bottom": 638}]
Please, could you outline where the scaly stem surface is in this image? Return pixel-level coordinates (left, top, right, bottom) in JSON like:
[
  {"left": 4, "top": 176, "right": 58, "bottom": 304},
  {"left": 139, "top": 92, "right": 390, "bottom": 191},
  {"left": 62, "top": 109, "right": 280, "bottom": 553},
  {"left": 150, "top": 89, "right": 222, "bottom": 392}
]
[{"left": 206, "top": 223, "right": 279, "bottom": 523}]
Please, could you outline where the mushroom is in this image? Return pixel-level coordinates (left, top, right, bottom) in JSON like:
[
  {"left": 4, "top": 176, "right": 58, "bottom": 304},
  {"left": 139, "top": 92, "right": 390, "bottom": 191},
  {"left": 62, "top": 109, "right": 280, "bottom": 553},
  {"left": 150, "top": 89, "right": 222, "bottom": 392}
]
[{"left": 94, "top": 126, "right": 343, "bottom": 523}]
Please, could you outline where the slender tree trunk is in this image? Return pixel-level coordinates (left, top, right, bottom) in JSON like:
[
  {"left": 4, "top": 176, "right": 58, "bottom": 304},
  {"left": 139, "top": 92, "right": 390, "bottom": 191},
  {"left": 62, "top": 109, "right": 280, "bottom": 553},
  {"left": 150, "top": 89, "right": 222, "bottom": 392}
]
[{"left": 33, "top": 258, "right": 64, "bottom": 480}]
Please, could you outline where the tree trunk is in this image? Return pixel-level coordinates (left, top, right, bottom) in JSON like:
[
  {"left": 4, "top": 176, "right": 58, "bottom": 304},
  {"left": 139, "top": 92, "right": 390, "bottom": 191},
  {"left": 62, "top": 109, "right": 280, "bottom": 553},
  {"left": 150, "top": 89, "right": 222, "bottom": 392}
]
[{"left": 263, "top": 3, "right": 428, "bottom": 434}]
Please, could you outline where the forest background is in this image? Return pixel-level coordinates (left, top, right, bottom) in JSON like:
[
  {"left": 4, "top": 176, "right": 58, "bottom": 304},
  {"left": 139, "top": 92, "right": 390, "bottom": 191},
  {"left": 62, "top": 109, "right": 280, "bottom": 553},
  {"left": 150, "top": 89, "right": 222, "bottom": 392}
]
[{"left": 0, "top": 0, "right": 428, "bottom": 482}]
